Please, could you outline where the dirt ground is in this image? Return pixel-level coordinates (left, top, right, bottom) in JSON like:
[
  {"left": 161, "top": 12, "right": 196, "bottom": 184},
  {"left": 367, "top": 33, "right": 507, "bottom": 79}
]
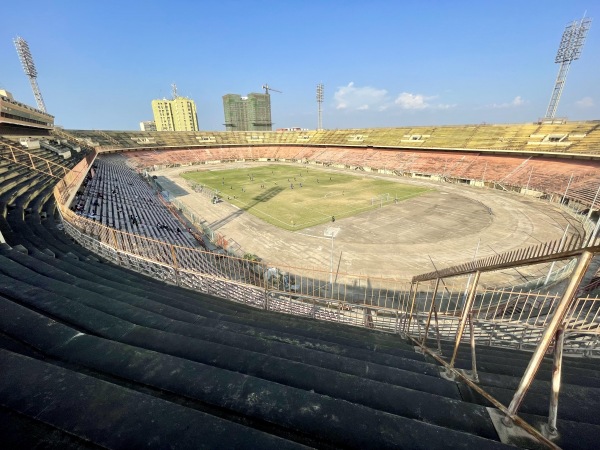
[{"left": 153, "top": 162, "right": 584, "bottom": 285}]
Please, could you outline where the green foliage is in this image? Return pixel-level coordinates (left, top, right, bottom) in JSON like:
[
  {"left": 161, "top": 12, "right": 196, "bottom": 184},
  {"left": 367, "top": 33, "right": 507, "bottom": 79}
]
[
  {"left": 243, "top": 253, "right": 260, "bottom": 261},
  {"left": 182, "top": 165, "right": 430, "bottom": 230}
]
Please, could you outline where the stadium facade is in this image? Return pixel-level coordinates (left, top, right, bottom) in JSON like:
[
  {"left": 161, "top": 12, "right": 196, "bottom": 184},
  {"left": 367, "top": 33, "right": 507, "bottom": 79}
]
[{"left": 0, "top": 89, "right": 54, "bottom": 132}]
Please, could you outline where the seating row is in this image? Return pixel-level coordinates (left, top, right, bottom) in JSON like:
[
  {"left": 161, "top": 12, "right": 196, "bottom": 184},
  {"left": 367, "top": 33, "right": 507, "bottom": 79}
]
[
  {"left": 1, "top": 143, "right": 600, "bottom": 449},
  {"left": 66, "top": 121, "right": 600, "bottom": 155},
  {"left": 121, "top": 146, "right": 600, "bottom": 209}
]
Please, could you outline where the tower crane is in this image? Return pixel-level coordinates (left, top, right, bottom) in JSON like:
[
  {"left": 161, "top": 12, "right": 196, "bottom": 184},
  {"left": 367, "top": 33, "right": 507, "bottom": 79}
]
[{"left": 262, "top": 84, "right": 282, "bottom": 95}]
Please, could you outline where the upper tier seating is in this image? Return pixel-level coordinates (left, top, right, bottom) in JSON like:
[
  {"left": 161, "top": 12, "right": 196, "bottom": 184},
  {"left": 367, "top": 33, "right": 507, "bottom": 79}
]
[{"left": 67, "top": 121, "right": 600, "bottom": 155}]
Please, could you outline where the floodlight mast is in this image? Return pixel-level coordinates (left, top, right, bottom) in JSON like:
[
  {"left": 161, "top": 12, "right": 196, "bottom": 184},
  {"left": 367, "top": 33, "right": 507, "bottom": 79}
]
[
  {"left": 544, "top": 16, "right": 592, "bottom": 120},
  {"left": 316, "top": 83, "right": 324, "bottom": 130},
  {"left": 14, "top": 36, "right": 47, "bottom": 113}
]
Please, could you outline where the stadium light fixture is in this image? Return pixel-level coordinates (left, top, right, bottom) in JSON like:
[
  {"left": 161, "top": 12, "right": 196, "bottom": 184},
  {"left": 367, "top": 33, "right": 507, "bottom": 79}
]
[
  {"left": 316, "top": 83, "right": 324, "bottom": 130},
  {"left": 14, "top": 36, "right": 47, "bottom": 113},
  {"left": 543, "top": 15, "right": 592, "bottom": 121}
]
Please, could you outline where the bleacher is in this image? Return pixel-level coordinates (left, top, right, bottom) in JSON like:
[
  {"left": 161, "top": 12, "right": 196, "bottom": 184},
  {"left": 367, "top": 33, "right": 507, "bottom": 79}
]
[
  {"left": 71, "top": 157, "right": 195, "bottom": 245},
  {"left": 67, "top": 120, "right": 600, "bottom": 155},
  {"left": 1, "top": 126, "right": 600, "bottom": 448},
  {"left": 113, "top": 145, "right": 600, "bottom": 212},
  {"left": 0, "top": 147, "right": 517, "bottom": 448}
]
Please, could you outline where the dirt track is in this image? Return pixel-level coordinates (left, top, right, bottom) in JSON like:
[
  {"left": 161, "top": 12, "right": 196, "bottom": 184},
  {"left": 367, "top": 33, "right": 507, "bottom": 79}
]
[{"left": 153, "top": 162, "right": 583, "bottom": 285}]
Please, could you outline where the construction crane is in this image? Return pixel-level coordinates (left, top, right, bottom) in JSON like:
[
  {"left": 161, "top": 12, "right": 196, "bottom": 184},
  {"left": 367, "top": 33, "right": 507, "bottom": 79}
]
[
  {"left": 14, "top": 36, "right": 47, "bottom": 112},
  {"left": 262, "top": 84, "right": 282, "bottom": 95}
]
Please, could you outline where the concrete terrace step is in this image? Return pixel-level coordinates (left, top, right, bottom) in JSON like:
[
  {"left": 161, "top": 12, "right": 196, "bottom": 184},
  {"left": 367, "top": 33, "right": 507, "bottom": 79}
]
[
  {"left": 0, "top": 239, "right": 412, "bottom": 355},
  {"left": 0, "top": 251, "right": 446, "bottom": 391},
  {"left": 0, "top": 405, "right": 104, "bottom": 450},
  {"left": 425, "top": 339, "right": 600, "bottom": 386},
  {"left": 0, "top": 297, "right": 510, "bottom": 449},
  {"left": 2, "top": 144, "right": 600, "bottom": 448},
  {"left": 0, "top": 349, "right": 307, "bottom": 450},
  {"left": 0, "top": 269, "right": 472, "bottom": 419}
]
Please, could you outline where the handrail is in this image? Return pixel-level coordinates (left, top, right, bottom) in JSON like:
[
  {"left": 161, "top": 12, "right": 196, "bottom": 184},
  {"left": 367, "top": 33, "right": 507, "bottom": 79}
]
[
  {"left": 0, "top": 138, "right": 70, "bottom": 179},
  {"left": 53, "top": 150, "right": 600, "bottom": 341},
  {"left": 413, "top": 235, "right": 596, "bottom": 282},
  {"left": 50, "top": 145, "right": 600, "bottom": 447}
]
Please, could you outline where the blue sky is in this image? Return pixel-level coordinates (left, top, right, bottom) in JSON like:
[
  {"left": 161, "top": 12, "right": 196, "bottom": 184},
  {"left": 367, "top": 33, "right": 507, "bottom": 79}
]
[{"left": 1, "top": 1, "right": 598, "bottom": 131}]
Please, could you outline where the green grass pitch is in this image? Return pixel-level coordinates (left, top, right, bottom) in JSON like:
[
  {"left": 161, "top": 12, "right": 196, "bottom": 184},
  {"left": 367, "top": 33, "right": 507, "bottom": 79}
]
[{"left": 182, "top": 164, "right": 430, "bottom": 230}]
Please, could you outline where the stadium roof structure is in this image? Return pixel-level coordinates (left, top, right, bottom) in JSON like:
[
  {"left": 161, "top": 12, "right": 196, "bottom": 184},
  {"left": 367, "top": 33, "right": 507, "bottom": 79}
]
[{"left": 1, "top": 125, "right": 600, "bottom": 449}]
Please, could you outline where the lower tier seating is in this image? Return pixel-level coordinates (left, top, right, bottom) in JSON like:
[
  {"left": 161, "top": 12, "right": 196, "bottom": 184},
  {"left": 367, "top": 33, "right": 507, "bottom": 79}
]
[{"left": 1, "top": 152, "right": 599, "bottom": 449}]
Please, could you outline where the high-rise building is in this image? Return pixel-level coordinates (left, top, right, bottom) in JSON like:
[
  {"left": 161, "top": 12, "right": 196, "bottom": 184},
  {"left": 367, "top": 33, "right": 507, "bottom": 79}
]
[
  {"left": 223, "top": 93, "right": 272, "bottom": 131},
  {"left": 151, "top": 96, "right": 199, "bottom": 131},
  {"left": 139, "top": 120, "right": 156, "bottom": 131}
]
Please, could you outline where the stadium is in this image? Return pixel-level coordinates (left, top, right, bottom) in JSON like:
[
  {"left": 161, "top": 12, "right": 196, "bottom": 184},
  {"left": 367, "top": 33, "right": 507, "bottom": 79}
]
[
  {"left": 1, "top": 16, "right": 600, "bottom": 450},
  {"left": 2, "top": 116, "right": 600, "bottom": 449}
]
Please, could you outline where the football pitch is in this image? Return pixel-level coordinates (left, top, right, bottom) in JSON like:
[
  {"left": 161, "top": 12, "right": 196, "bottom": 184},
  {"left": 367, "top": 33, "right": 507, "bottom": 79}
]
[{"left": 181, "top": 164, "right": 430, "bottom": 230}]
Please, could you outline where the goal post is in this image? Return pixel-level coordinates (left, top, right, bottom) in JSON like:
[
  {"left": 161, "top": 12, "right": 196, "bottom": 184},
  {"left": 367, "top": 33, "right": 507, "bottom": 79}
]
[{"left": 371, "top": 193, "right": 390, "bottom": 207}]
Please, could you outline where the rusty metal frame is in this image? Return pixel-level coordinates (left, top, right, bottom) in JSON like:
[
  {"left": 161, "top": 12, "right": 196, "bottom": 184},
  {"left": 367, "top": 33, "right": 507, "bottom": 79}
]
[
  {"left": 413, "top": 248, "right": 598, "bottom": 443},
  {"left": 52, "top": 147, "right": 600, "bottom": 446},
  {"left": 449, "top": 271, "right": 481, "bottom": 368},
  {"left": 505, "top": 251, "right": 595, "bottom": 418},
  {"left": 548, "top": 326, "right": 565, "bottom": 435},
  {"left": 408, "top": 333, "right": 560, "bottom": 449},
  {"left": 413, "top": 234, "right": 591, "bottom": 282},
  {"left": 0, "top": 141, "right": 69, "bottom": 179},
  {"left": 468, "top": 312, "right": 479, "bottom": 382},
  {"left": 421, "top": 278, "right": 440, "bottom": 346}
]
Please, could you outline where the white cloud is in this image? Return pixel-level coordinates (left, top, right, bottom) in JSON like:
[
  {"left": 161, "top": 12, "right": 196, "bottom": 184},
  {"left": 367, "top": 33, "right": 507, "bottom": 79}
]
[
  {"left": 394, "top": 92, "right": 455, "bottom": 110},
  {"left": 511, "top": 96, "right": 525, "bottom": 106},
  {"left": 488, "top": 96, "right": 527, "bottom": 109},
  {"left": 575, "top": 96, "right": 594, "bottom": 108},
  {"left": 395, "top": 92, "right": 430, "bottom": 109},
  {"left": 334, "top": 82, "right": 389, "bottom": 111},
  {"left": 333, "top": 83, "right": 454, "bottom": 113}
]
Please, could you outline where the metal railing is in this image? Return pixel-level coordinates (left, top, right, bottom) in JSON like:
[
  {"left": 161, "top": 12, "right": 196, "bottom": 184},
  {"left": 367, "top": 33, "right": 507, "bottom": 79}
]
[
  {"left": 404, "top": 246, "right": 600, "bottom": 449},
  {"left": 57, "top": 179, "right": 600, "bottom": 350},
  {"left": 58, "top": 202, "right": 412, "bottom": 304},
  {"left": 0, "top": 138, "right": 70, "bottom": 179},
  {"left": 44, "top": 145, "right": 600, "bottom": 448},
  {"left": 405, "top": 277, "right": 600, "bottom": 352},
  {"left": 413, "top": 233, "right": 596, "bottom": 282},
  {"left": 49, "top": 149, "right": 600, "bottom": 345}
]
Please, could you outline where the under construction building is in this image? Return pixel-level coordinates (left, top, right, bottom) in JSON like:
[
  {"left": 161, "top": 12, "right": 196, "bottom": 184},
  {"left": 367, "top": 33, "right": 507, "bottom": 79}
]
[{"left": 223, "top": 93, "right": 272, "bottom": 131}]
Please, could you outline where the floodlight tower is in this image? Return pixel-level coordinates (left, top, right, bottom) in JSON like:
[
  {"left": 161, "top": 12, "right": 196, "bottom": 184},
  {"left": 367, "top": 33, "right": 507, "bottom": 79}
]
[
  {"left": 14, "top": 36, "right": 47, "bottom": 113},
  {"left": 171, "top": 83, "right": 178, "bottom": 99},
  {"left": 544, "top": 15, "right": 592, "bottom": 120},
  {"left": 316, "top": 83, "right": 324, "bottom": 130}
]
